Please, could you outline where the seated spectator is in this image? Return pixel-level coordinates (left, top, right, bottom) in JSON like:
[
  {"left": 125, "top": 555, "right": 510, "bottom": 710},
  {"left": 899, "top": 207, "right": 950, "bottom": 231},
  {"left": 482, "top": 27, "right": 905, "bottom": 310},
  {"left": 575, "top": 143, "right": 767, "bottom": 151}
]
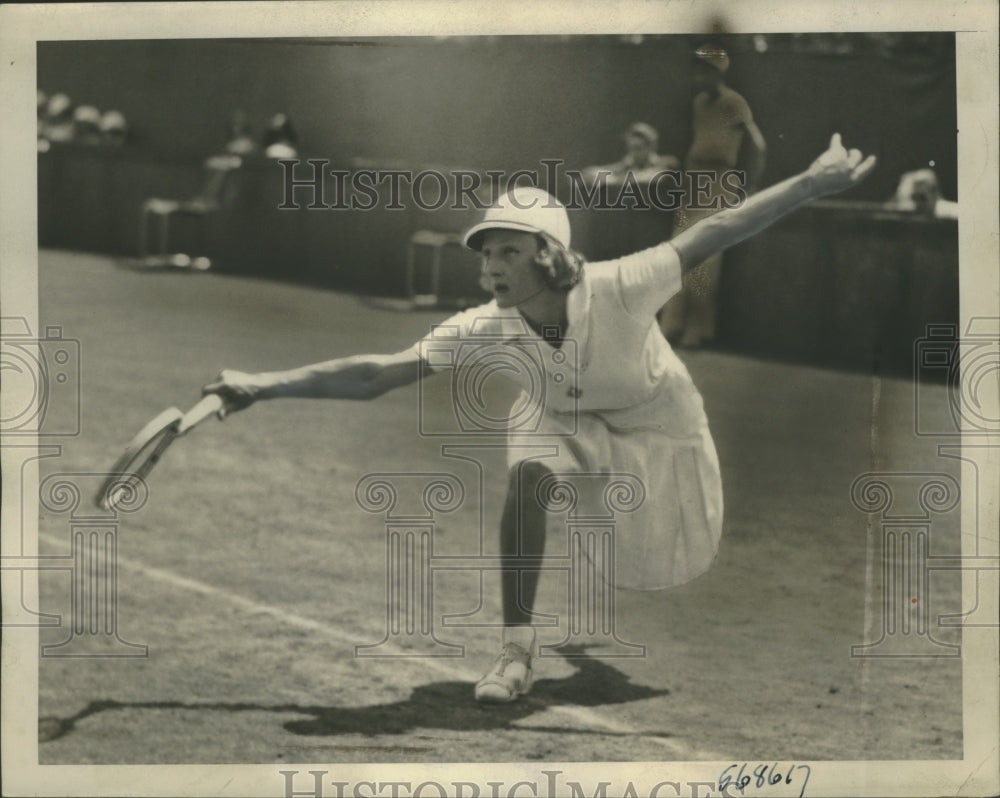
[
  {"left": 224, "top": 110, "right": 258, "bottom": 156},
  {"left": 42, "top": 93, "right": 75, "bottom": 143},
  {"left": 582, "top": 122, "right": 680, "bottom": 185},
  {"left": 72, "top": 105, "right": 104, "bottom": 145},
  {"left": 262, "top": 113, "right": 299, "bottom": 159},
  {"left": 37, "top": 90, "right": 50, "bottom": 151},
  {"left": 100, "top": 110, "right": 129, "bottom": 147},
  {"left": 886, "top": 168, "right": 958, "bottom": 219}
]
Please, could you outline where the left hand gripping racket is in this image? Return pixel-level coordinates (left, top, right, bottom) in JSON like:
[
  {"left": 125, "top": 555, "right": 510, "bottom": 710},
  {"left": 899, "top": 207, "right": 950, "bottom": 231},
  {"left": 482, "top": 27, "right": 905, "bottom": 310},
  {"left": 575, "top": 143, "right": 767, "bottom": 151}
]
[{"left": 94, "top": 394, "right": 226, "bottom": 511}]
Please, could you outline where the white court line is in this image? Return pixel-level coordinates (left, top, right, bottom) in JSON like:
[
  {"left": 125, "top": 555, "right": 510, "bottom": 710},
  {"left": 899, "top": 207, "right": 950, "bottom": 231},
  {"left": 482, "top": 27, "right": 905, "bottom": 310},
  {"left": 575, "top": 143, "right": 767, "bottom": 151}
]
[
  {"left": 858, "top": 374, "right": 882, "bottom": 735},
  {"left": 38, "top": 531, "right": 723, "bottom": 760}
]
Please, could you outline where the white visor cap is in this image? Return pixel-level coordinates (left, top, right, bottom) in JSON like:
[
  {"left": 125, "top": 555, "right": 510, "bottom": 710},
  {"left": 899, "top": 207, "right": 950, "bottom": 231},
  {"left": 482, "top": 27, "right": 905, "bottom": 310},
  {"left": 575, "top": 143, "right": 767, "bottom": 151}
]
[{"left": 463, "top": 186, "right": 571, "bottom": 252}]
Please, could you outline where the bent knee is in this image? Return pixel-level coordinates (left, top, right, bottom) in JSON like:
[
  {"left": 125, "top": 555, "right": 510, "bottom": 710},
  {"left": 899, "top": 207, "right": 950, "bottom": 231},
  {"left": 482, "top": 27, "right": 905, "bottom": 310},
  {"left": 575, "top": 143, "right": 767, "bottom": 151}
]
[
  {"left": 507, "top": 462, "right": 556, "bottom": 509},
  {"left": 511, "top": 461, "right": 553, "bottom": 487}
]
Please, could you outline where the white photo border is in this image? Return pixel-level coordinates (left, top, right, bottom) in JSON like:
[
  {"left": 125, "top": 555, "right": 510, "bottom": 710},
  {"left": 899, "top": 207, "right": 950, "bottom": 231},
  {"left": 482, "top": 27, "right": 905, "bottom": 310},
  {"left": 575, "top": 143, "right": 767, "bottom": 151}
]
[{"left": 2, "top": 2, "right": 997, "bottom": 796}]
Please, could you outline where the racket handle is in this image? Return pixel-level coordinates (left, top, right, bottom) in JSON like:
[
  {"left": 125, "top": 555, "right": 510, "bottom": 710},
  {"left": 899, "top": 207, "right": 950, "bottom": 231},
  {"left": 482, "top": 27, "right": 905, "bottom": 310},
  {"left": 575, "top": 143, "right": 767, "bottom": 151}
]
[{"left": 176, "top": 393, "right": 226, "bottom": 435}]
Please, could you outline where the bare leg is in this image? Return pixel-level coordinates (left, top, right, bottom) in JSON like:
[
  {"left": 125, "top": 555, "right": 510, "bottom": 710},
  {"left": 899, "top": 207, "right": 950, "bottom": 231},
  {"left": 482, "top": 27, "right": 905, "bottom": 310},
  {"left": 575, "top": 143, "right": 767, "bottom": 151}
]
[{"left": 476, "top": 462, "right": 549, "bottom": 703}]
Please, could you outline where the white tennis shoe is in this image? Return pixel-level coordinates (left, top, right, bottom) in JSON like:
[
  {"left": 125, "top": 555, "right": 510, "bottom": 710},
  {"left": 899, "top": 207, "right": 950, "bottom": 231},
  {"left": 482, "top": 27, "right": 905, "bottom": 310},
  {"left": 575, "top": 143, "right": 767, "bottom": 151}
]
[{"left": 475, "top": 627, "right": 536, "bottom": 703}]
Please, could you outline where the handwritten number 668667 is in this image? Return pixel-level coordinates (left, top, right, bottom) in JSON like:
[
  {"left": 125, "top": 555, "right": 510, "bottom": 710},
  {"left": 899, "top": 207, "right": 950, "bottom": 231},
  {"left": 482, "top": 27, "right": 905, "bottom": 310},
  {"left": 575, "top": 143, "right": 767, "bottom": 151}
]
[{"left": 718, "top": 762, "right": 812, "bottom": 798}]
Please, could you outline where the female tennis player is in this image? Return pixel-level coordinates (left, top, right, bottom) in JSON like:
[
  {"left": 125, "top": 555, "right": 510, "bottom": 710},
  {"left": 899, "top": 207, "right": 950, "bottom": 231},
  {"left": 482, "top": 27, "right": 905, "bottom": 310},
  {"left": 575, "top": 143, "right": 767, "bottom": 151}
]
[{"left": 203, "top": 133, "right": 875, "bottom": 703}]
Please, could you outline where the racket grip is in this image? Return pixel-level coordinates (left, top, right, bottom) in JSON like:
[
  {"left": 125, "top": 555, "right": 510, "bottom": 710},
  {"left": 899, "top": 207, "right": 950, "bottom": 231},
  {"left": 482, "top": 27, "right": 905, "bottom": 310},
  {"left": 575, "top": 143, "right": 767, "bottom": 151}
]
[{"left": 177, "top": 393, "right": 226, "bottom": 434}]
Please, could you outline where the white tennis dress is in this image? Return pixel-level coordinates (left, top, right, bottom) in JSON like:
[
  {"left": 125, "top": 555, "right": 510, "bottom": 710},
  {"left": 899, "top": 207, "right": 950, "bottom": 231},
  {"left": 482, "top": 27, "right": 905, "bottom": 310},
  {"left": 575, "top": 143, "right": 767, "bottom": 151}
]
[{"left": 416, "top": 242, "right": 723, "bottom": 590}]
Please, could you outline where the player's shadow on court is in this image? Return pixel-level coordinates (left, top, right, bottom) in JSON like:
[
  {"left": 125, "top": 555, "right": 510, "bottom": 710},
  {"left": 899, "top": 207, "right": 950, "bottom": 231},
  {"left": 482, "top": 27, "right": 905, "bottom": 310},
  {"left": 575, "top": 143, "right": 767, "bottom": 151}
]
[
  {"left": 285, "top": 644, "right": 670, "bottom": 737},
  {"left": 39, "top": 646, "right": 671, "bottom": 743}
]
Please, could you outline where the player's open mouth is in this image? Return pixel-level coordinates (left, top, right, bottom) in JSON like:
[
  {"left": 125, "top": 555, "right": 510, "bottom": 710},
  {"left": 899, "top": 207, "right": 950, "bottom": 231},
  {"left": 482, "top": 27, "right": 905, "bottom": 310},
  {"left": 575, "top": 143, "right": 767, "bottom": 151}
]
[{"left": 493, "top": 284, "right": 509, "bottom": 295}]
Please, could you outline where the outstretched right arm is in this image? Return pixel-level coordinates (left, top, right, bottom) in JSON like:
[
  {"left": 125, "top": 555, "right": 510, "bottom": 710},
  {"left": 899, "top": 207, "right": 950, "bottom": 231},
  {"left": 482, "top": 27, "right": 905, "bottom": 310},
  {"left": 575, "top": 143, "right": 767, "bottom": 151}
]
[{"left": 202, "top": 349, "right": 424, "bottom": 413}]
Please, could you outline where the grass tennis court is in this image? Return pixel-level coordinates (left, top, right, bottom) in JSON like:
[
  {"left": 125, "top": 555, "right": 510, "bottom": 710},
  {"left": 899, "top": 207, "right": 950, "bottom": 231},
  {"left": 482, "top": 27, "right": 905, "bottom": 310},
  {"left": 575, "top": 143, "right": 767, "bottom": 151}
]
[{"left": 36, "top": 249, "right": 962, "bottom": 764}]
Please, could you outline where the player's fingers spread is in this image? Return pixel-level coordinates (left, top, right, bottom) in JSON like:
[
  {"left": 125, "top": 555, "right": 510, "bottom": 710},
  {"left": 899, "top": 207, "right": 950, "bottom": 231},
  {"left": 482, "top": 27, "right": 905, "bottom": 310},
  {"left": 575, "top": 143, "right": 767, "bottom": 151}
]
[
  {"left": 853, "top": 154, "right": 878, "bottom": 181},
  {"left": 829, "top": 132, "right": 842, "bottom": 151}
]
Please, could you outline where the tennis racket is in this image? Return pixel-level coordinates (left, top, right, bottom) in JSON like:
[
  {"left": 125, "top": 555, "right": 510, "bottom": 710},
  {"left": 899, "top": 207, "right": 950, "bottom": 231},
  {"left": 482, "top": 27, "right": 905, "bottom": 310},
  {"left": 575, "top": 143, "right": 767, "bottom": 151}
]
[{"left": 95, "top": 393, "right": 226, "bottom": 511}]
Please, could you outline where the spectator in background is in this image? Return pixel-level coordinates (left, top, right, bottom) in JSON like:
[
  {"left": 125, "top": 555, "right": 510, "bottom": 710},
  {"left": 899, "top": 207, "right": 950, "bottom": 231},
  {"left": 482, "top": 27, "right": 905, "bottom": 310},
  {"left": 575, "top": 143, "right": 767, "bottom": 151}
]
[
  {"left": 37, "top": 90, "right": 50, "bottom": 151},
  {"left": 72, "top": 105, "right": 104, "bottom": 146},
  {"left": 886, "top": 168, "right": 958, "bottom": 219},
  {"left": 224, "top": 110, "right": 258, "bottom": 156},
  {"left": 41, "top": 93, "right": 75, "bottom": 143},
  {"left": 262, "top": 113, "right": 299, "bottom": 159},
  {"left": 583, "top": 122, "right": 680, "bottom": 185},
  {"left": 100, "top": 110, "right": 129, "bottom": 148},
  {"left": 660, "top": 44, "right": 767, "bottom": 348},
  {"left": 580, "top": 123, "right": 682, "bottom": 260}
]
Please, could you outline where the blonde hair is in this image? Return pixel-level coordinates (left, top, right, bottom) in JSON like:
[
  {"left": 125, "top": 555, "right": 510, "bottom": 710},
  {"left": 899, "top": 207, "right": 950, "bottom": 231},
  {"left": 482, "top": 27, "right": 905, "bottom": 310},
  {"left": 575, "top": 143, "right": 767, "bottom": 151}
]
[{"left": 533, "top": 234, "right": 585, "bottom": 291}]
